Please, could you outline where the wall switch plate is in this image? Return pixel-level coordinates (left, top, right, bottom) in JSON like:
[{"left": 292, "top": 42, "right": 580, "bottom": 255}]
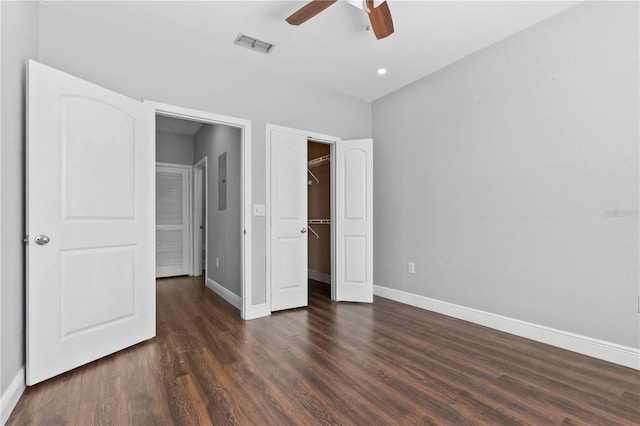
[
  {"left": 408, "top": 262, "right": 415, "bottom": 274},
  {"left": 253, "top": 204, "right": 265, "bottom": 216}
]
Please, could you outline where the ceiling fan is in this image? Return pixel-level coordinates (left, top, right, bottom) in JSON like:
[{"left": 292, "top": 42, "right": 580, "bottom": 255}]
[{"left": 286, "top": 0, "right": 394, "bottom": 40}]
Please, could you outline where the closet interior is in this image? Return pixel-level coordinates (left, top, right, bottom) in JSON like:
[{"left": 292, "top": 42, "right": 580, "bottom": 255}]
[{"left": 307, "top": 141, "right": 332, "bottom": 288}]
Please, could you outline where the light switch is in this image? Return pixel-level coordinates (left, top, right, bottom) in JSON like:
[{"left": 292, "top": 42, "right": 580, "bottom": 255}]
[{"left": 253, "top": 204, "right": 265, "bottom": 216}]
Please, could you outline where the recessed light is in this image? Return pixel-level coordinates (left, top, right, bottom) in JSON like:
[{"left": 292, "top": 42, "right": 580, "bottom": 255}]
[{"left": 377, "top": 68, "right": 387, "bottom": 75}]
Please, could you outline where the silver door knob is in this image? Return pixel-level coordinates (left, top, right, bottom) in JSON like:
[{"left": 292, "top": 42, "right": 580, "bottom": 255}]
[
  {"left": 300, "top": 227, "right": 307, "bottom": 234},
  {"left": 34, "top": 235, "right": 50, "bottom": 245}
]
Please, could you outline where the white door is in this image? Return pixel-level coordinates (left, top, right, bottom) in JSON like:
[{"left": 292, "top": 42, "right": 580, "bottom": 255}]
[
  {"left": 335, "top": 139, "right": 374, "bottom": 302},
  {"left": 26, "top": 61, "right": 155, "bottom": 385},
  {"left": 156, "top": 163, "right": 191, "bottom": 278},
  {"left": 270, "top": 130, "right": 308, "bottom": 311}
]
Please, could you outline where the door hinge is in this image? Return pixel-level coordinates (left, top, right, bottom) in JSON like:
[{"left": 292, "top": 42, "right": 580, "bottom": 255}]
[{"left": 23, "top": 235, "right": 29, "bottom": 244}]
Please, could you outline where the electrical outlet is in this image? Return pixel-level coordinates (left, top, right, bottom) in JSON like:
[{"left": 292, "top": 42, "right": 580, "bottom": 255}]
[
  {"left": 216, "top": 257, "right": 220, "bottom": 267},
  {"left": 408, "top": 262, "right": 415, "bottom": 274}
]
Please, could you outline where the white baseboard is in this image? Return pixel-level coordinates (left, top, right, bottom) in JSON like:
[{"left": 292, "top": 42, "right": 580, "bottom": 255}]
[
  {"left": 374, "top": 285, "right": 640, "bottom": 370},
  {"left": 206, "top": 278, "right": 241, "bottom": 310},
  {"left": 1, "top": 366, "right": 25, "bottom": 425},
  {"left": 308, "top": 270, "right": 331, "bottom": 284},
  {"left": 243, "top": 303, "right": 270, "bottom": 320}
]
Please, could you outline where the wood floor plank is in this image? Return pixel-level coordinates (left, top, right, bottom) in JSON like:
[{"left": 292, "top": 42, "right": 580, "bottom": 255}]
[
  {"left": 618, "top": 391, "right": 640, "bottom": 409},
  {"left": 372, "top": 298, "right": 638, "bottom": 401},
  {"left": 7, "top": 277, "right": 640, "bottom": 426},
  {"left": 75, "top": 395, "right": 129, "bottom": 426}
]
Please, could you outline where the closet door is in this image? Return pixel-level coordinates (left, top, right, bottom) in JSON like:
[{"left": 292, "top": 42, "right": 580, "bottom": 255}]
[
  {"left": 335, "top": 139, "right": 373, "bottom": 302},
  {"left": 156, "top": 163, "right": 191, "bottom": 277},
  {"left": 270, "top": 129, "right": 308, "bottom": 311}
]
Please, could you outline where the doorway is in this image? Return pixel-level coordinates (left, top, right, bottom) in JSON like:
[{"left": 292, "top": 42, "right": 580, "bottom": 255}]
[
  {"left": 193, "top": 158, "right": 207, "bottom": 278},
  {"left": 307, "top": 140, "right": 333, "bottom": 300},
  {"left": 266, "top": 123, "right": 374, "bottom": 314},
  {"left": 147, "top": 101, "right": 253, "bottom": 319}
]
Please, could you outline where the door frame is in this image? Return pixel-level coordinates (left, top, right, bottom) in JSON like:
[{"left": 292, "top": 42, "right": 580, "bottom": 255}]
[
  {"left": 192, "top": 157, "right": 207, "bottom": 277},
  {"left": 265, "top": 124, "right": 340, "bottom": 313},
  {"left": 155, "top": 161, "right": 193, "bottom": 278},
  {"left": 146, "top": 101, "right": 253, "bottom": 319}
]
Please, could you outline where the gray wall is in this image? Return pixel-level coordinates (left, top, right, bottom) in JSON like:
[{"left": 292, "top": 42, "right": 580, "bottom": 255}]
[
  {"left": 37, "top": 4, "right": 371, "bottom": 310},
  {"left": 4, "top": 2, "right": 635, "bottom": 403},
  {"left": 372, "top": 1, "right": 639, "bottom": 348},
  {"left": 156, "top": 130, "right": 195, "bottom": 165},
  {"left": 1, "top": 1, "right": 39, "bottom": 394},
  {"left": 194, "top": 124, "right": 242, "bottom": 296}
]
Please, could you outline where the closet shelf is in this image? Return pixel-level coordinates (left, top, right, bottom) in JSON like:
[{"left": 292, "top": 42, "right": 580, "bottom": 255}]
[
  {"left": 308, "top": 219, "right": 331, "bottom": 225},
  {"left": 308, "top": 155, "right": 330, "bottom": 168}
]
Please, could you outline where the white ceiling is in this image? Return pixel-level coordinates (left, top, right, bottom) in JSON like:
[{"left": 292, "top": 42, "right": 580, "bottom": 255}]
[
  {"left": 156, "top": 115, "right": 204, "bottom": 136},
  {"left": 43, "top": 0, "right": 580, "bottom": 102}
]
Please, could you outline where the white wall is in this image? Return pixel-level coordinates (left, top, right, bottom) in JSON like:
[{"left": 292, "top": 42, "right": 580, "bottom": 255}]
[
  {"left": 37, "top": 6, "right": 371, "bottom": 307},
  {"left": 372, "top": 1, "right": 639, "bottom": 348},
  {"left": 194, "top": 124, "right": 242, "bottom": 296},
  {"left": 1, "top": 1, "right": 38, "bottom": 396},
  {"left": 156, "top": 130, "right": 194, "bottom": 165}
]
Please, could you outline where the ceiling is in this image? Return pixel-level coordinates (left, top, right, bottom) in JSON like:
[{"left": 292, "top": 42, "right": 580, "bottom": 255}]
[
  {"left": 156, "top": 115, "right": 204, "bottom": 136},
  {"left": 43, "top": 1, "right": 579, "bottom": 102}
]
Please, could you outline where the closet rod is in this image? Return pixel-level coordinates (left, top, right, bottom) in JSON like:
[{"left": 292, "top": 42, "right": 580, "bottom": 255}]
[
  {"left": 307, "top": 219, "right": 331, "bottom": 225},
  {"left": 308, "top": 154, "right": 330, "bottom": 168}
]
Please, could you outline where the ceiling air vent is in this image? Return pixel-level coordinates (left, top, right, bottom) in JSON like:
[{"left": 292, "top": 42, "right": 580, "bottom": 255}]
[{"left": 233, "top": 33, "right": 275, "bottom": 55}]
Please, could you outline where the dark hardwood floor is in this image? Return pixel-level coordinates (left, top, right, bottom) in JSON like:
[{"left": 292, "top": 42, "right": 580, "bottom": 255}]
[{"left": 8, "top": 277, "right": 640, "bottom": 425}]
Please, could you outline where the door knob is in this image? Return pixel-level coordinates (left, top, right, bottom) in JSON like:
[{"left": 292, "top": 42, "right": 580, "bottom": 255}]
[
  {"left": 34, "top": 234, "right": 51, "bottom": 245},
  {"left": 300, "top": 227, "right": 307, "bottom": 234}
]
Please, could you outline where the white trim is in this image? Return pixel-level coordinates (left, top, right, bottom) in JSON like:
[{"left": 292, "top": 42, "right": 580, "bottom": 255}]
[
  {"left": 374, "top": 285, "right": 640, "bottom": 370},
  {"left": 155, "top": 161, "right": 192, "bottom": 169},
  {"left": 308, "top": 270, "right": 331, "bottom": 285},
  {"left": 192, "top": 157, "right": 207, "bottom": 276},
  {"left": 145, "top": 101, "right": 252, "bottom": 320},
  {"left": 265, "top": 124, "right": 340, "bottom": 314},
  {"left": 0, "top": 5, "right": 3, "bottom": 404},
  {"left": 1, "top": 366, "right": 25, "bottom": 425},
  {"left": 206, "top": 278, "right": 241, "bottom": 310},
  {"left": 243, "top": 304, "right": 270, "bottom": 320}
]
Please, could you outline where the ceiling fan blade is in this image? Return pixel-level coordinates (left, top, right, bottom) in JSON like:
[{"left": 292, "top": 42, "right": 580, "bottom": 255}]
[
  {"left": 286, "top": 0, "right": 338, "bottom": 26},
  {"left": 367, "top": 0, "right": 394, "bottom": 39}
]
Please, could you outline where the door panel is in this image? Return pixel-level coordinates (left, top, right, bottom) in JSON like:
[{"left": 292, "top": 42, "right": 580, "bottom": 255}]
[
  {"left": 62, "top": 98, "right": 135, "bottom": 219},
  {"left": 156, "top": 164, "right": 191, "bottom": 277},
  {"left": 27, "top": 60, "right": 155, "bottom": 385},
  {"left": 60, "top": 246, "right": 136, "bottom": 336},
  {"left": 271, "top": 130, "right": 308, "bottom": 311},
  {"left": 336, "top": 139, "right": 373, "bottom": 302}
]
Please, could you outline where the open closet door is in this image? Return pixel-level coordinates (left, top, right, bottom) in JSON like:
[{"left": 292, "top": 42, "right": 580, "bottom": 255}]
[
  {"left": 335, "top": 139, "right": 373, "bottom": 302},
  {"left": 26, "top": 61, "right": 155, "bottom": 385},
  {"left": 270, "top": 129, "right": 308, "bottom": 311}
]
